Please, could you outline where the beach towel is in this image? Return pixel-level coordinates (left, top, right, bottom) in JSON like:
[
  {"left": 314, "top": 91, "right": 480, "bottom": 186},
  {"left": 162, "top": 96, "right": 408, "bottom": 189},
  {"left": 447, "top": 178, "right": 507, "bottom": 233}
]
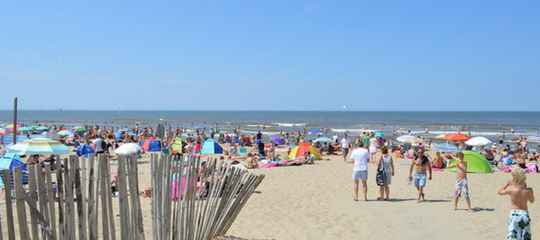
[
  {"left": 432, "top": 167, "right": 444, "bottom": 172},
  {"left": 261, "top": 163, "right": 278, "bottom": 168},
  {"left": 395, "top": 163, "right": 411, "bottom": 166},
  {"left": 524, "top": 164, "right": 537, "bottom": 173}
]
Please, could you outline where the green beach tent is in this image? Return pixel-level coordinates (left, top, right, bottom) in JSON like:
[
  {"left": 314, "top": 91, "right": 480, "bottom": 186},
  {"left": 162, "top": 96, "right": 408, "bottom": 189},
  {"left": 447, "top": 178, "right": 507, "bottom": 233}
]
[{"left": 446, "top": 150, "right": 493, "bottom": 173}]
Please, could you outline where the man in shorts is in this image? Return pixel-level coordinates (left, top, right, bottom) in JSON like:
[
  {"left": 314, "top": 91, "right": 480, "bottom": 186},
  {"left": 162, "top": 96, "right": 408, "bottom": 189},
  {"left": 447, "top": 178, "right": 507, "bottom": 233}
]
[
  {"left": 341, "top": 134, "right": 352, "bottom": 163},
  {"left": 408, "top": 148, "right": 432, "bottom": 203},
  {"left": 352, "top": 146, "right": 370, "bottom": 201},
  {"left": 447, "top": 152, "right": 473, "bottom": 212}
]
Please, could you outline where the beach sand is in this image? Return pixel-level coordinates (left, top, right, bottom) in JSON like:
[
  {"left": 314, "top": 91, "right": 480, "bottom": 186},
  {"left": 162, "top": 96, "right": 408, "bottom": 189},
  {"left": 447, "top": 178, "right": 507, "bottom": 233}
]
[{"left": 1, "top": 147, "right": 538, "bottom": 239}]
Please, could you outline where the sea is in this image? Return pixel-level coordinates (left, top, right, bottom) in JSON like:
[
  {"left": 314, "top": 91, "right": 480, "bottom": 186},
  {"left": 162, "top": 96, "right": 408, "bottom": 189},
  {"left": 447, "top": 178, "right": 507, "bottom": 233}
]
[{"left": 1, "top": 110, "right": 539, "bottom": 143}]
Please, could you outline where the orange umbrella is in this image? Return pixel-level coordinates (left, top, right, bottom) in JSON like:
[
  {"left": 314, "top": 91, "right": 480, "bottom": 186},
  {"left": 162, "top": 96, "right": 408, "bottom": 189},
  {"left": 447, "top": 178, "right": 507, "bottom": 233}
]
[{"left": 445, "top": 133, "right": 470, "bottom": 141}]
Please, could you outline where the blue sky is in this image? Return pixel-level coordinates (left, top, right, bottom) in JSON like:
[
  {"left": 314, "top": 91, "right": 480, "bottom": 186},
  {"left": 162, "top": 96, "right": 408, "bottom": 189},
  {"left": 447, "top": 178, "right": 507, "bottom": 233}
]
[{"left": 0, "top": 1, "right": 539, "bottom": 111}]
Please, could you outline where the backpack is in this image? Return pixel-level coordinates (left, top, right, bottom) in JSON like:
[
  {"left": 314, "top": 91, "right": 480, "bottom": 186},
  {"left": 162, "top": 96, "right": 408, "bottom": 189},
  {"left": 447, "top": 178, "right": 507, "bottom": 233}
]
[{"left": 101, "top": 140, "right": 107, "bottom": 150}]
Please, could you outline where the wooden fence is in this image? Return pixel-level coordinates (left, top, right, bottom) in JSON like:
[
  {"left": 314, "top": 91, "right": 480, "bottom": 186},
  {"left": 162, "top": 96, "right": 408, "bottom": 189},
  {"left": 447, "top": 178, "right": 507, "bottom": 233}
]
[{"left": 0, "top": 153, "right": 264, "bottom": 240}]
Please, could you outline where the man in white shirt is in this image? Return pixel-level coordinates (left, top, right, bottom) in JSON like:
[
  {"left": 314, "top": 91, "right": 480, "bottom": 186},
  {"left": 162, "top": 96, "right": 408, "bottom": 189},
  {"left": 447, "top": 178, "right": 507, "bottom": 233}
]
[
  {"left": 351, "top": 147, "right": 370, "bottom": 201},
  {"left": 331, "top": 133, "right": 339, "bottom": 143},
  {"left": 340, "top": 134, "right": 352, "bottom": 163},
  {"left": 94, "top": 134, "right": 105, "bottom": 155}
]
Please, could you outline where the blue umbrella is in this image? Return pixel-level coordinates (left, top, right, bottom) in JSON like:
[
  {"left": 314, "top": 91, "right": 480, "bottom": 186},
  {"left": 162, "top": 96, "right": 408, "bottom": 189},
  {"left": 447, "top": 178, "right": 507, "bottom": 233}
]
[
  {"left": 431, "top": 143, "right": 460, "bottom": 152},
  {"left": 36, "top": 126, "right": 49, "bottom": 130},
  {"left": 313, "top": 137, "right": 334, "bottom": 143},
  {"left": 77, "top": 144, "right": 95, "bottom": 156},
  {"left": 374, "top": 132, "right": 385, "bottom": 137},
  {"left": 270, "top": 136, "right": 283, "bottom": 145},
  {"left": 308, "top": 130, "right": 325, "bottom": 135},
  {"left": 115, "top": 130, "right": 125, "bottom": 140}
]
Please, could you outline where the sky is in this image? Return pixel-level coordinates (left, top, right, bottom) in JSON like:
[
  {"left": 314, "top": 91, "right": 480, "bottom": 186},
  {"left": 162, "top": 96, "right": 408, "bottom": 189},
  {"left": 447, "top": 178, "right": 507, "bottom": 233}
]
[{"left": 0, "top": 1, "right": 539, "bottom": 111}]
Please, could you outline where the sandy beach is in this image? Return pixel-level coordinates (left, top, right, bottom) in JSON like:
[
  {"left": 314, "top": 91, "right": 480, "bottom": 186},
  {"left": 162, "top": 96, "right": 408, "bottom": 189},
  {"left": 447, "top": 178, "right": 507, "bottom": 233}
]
[{"left": 1, "top": 144, "right": 538, "bottom": 239}]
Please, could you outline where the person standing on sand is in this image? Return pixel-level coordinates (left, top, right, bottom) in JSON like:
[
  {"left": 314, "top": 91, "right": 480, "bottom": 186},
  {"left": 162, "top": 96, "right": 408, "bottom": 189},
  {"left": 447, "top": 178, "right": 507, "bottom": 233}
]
[
  {"left": 369, "top": 133, "right": 378, "bottom": 164},
  {"left": 499, "top": 168, "right": 535, "bottom": 240},
  {"left": 408, "top": 148, "right": 432, "bottom": 203},
  {"left": 446, "top": 152, "right": 473, "bottom": 212},
  {"left": 351, "top": 146, "right": 370, "bottom": 201},
  {"left": 376, "top": 146, "right": 394, "bottom": 201},
  {"left": 340, "top": 134, "right": 352, "bottom": 163}
]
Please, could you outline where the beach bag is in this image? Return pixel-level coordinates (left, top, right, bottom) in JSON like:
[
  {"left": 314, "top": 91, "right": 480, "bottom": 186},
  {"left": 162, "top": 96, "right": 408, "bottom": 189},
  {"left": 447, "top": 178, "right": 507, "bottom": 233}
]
[{"left": 376, "top": 163, "right": 387, "bottom": 186}]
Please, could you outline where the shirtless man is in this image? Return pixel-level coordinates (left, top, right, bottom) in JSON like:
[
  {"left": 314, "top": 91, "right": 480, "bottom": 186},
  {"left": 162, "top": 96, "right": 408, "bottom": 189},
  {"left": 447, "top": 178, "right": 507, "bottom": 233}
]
[
  {"left": 431, "top": 152, "right": 444, "bottom": 168},
  {"left": 408, "top": 148, "right": 432, "bottom": 203},
  {"left": 447, "top": 152, "right": 473, "bottom": 212},
  {"left": 499, "top": 168, "right": 535, "bottom": 239}
]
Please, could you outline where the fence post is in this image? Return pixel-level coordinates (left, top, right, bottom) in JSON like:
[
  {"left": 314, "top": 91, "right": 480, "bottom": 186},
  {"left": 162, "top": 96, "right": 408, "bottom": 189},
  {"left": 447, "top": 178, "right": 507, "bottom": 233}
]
[
  {"left": 3, "top": 169, "right": 16, "bottom": 240},
  {"left": 13, "top": 166, "right": 30, "bottom": 240}
]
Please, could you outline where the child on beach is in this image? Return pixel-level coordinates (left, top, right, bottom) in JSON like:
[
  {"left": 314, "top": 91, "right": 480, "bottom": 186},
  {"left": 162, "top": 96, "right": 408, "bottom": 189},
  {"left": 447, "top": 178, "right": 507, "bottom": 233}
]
[
  {"left": 446, "top": 152, "right": 473, "bottom": 212},
  {"left": 498, "top": 168, "right": 535, "bottom": 240}
]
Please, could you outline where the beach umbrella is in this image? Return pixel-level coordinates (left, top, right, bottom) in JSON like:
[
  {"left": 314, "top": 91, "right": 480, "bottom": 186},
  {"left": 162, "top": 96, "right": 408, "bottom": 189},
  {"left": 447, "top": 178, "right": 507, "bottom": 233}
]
[
  {"left": 465, "top": 137, "right": 492, "bottom": 146},
  {"left": 36, "top": 126, "right": 49, "bottom": 131},
  {"left": 3, "top": 124, "right": 22, "bottom": 129},
  {"left": 114, "top": 130, "right": 124, "bottom": 140},
  {"left": 115, "top": 143, "right": 141, "bottom": 155},
  {"left": 431, "top": 143, "right": 460, "bottom": 152},
  {"left": 445, "top": 134, "right": 470, "bottom": 142},
  {"left": 76, "top": 144, "right": 95, "bottom": 156},
  {"left": 7, "top": 137, "right": 71, "bottom": 155},
  {"left": 308, "top": 130, "right": 325, "bottom": 135},
  {"left": 30, "top": 126, "right": 38, "bottom": 130},
  {"left": 511, "top": 137, "right": 520, "bottom": 141},
  {"left": 435, "top": 134, "right": 447, "bottom": 140},
  {"left": 17, "top": 127, "right": 33, "bottom": 132},
  {"left": 374, "top": 132, "right": 385, "bottom": 137},
  {"left": 446, "top": 150, "right": 493, "bottom": 173},
  {"left": 74, "top": 128, "right": 88, "bottom": 132},
  {"left": 58, "top": 130, "right": 73, "bottom": 136},
  {"left": 289, "top": 142, "right": 321, "bottom": 160},
  {"left": 313, "top": 137, "right": 335, "bottom": 143},
  {"left": 270, "top": 136, "right": 283, "bottom": 145},
  {"left": 72, "top": 126, "right": 83, "bottom": 130},
  {"left": 396, "top": 135, "right": 421, "bottom": 143}
]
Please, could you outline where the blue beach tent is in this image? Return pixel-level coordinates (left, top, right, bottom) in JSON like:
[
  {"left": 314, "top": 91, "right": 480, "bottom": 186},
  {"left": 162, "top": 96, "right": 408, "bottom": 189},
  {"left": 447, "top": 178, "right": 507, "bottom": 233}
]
[
  {"left": 201, "top": 139, "right": 223, "bottom": 154},
  {"left": 0, "top": 153, "right": 29, "bottom": 187}
]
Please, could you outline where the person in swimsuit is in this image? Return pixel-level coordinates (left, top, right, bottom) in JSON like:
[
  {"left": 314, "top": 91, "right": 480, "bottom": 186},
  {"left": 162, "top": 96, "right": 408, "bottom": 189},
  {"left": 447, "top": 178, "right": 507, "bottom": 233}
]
[
  {"left": 499, "top": 168, "right": 535, "bottom": 240},
  {"left": 431, "top": 152, "right": 445, "bottom": 168},
  {"left": 447, "top": 152, "right": 473, "bottom": 212},
  {"left": 408, "top": 148, "right": 432, "bottom": 203}
]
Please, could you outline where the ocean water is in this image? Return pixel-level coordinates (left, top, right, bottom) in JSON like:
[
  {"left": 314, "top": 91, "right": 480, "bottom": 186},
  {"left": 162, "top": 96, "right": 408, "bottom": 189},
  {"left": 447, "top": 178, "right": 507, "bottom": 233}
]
[{"left": 0, "top": 110, "right": 539, "bottom": 142}]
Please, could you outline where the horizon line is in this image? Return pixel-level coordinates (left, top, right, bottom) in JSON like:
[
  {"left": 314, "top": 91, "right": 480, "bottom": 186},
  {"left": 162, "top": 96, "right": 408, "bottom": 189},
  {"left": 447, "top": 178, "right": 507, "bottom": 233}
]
[{"left": 1, "top": 109, "right": 540, "bottom": 113}]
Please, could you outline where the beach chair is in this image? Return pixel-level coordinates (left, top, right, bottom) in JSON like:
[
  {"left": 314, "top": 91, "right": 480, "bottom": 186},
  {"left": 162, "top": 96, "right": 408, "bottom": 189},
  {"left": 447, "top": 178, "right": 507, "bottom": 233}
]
[{"left": 239, "top": 148, "right": 248, "bottom": 156}]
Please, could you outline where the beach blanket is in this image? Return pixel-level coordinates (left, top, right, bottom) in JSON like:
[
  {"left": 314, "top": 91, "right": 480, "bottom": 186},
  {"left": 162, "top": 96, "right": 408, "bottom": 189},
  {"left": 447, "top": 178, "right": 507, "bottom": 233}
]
[
  {"left": 432, "top": 167, "right": 444, "bottom": 172},
  {"left": 501, "top": 165, "right": 537, "bottom": 173},
  {"left": 395, "top": 163, "right": 411, "bottom": 166},
  {"left": 261, "top": 163, "right": 277, "bottom": 168}
]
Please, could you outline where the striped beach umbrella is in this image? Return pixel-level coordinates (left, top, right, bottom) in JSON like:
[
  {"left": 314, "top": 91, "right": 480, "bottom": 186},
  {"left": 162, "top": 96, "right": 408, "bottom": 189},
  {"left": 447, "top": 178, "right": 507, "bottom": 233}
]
[
  {"left": 396, "top": 135, "right": 421, "bottom": 143},
  {"left": 7, "top": 137, "right": 71, "bottom": 155},
  {"left": 3, "top": 124, "right": 22, "bottom": 129},
  {"left": 431, "top": 143, "right": 460, "bottom": 152}
]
